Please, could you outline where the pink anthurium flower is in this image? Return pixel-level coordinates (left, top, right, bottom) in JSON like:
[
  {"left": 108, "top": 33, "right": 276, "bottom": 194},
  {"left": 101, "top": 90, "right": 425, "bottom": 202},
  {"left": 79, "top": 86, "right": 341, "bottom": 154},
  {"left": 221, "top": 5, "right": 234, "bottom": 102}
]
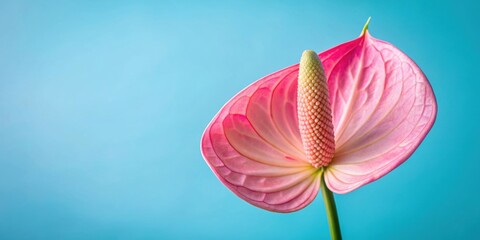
[{"left": 200, "top": 19, "right": 436, "bottom": 238}]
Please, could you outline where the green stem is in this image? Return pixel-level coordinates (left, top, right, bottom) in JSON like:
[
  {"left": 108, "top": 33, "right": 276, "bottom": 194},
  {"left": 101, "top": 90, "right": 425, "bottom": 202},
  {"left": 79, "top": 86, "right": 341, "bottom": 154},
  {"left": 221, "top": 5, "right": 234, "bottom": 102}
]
[{"left": 321, "top": 172, "right": 342, "bottom": 240}]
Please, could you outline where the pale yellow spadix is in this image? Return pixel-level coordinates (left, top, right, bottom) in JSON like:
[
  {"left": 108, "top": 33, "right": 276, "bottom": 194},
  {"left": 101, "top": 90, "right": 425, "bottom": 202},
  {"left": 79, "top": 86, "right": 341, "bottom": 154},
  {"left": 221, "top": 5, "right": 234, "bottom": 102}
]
[{"left": 297, "top": 50, "right": 335, "bottom": 168}]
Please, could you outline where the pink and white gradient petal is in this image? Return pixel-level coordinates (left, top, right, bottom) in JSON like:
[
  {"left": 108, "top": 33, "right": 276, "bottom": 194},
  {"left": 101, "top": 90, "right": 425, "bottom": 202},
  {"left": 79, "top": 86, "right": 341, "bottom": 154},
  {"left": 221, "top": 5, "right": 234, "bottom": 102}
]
[
  {"left": 322, "top": 32, "right": 437, "bottom": 193},
  {"left": 201, "top": 65, "right": 321, "bottom": 212}
]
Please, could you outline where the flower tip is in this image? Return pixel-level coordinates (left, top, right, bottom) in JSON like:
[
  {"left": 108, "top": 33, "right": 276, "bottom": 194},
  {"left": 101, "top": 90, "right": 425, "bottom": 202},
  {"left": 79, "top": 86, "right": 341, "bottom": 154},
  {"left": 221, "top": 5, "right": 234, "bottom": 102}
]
[
  {"left": 301, "top": 49, "right": 318, "bottom": 59},
  {"left": 360, "top": 17, "right": 372, "bottom": 36},
  {"left": 300, "top": 50, "right": 321, "bottom": 67}
]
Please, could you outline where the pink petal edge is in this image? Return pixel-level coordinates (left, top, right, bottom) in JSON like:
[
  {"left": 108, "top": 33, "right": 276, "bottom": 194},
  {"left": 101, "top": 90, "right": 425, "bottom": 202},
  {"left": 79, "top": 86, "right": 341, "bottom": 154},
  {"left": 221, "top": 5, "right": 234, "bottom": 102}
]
[
  {"left": 200, "top": 64, "right": 320, "bottom": 212},
  {"left": 323, "top": 31, "right": 437, "bottom": 193}
]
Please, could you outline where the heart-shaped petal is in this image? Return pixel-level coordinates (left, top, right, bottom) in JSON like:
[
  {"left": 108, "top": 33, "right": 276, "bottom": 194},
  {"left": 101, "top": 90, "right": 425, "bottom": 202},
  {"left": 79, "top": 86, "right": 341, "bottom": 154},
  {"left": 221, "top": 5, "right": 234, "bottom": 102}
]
[{"left": 201, "top": 29, "right": 437, "bottom": 211}]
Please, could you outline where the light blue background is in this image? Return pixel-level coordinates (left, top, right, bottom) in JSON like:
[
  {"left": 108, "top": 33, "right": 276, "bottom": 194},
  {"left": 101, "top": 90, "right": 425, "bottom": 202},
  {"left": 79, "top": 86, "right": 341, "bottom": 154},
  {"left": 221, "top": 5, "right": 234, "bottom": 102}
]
[{"left": 0, "top": 0, "right": 478, "bottom": 239}]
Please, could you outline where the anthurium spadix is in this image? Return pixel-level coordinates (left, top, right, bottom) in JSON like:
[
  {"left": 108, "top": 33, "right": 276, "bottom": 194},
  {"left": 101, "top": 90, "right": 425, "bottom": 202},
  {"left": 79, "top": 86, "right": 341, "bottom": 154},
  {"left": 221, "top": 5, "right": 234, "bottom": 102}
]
[{"left": 201, "top": 19, "right": 436, "bottom": 225}]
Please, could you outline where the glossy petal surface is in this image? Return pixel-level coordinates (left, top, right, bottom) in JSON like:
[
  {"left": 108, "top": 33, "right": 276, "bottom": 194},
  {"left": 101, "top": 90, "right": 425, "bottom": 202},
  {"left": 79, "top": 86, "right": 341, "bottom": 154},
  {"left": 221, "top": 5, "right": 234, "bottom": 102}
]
[
  {"left": 322, "top": 32, "right": 437, "bottom": 193},
  {"left": 201, "top": 65, "right": 320, "bottom": 212}
]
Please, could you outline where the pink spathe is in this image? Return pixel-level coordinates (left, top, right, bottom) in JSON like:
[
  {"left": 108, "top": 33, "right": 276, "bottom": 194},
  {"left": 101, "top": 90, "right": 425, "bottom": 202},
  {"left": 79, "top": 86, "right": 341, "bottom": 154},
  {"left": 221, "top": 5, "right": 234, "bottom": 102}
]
[{"left": 200, "top": 30, "right": 437, "bottom": 212}]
